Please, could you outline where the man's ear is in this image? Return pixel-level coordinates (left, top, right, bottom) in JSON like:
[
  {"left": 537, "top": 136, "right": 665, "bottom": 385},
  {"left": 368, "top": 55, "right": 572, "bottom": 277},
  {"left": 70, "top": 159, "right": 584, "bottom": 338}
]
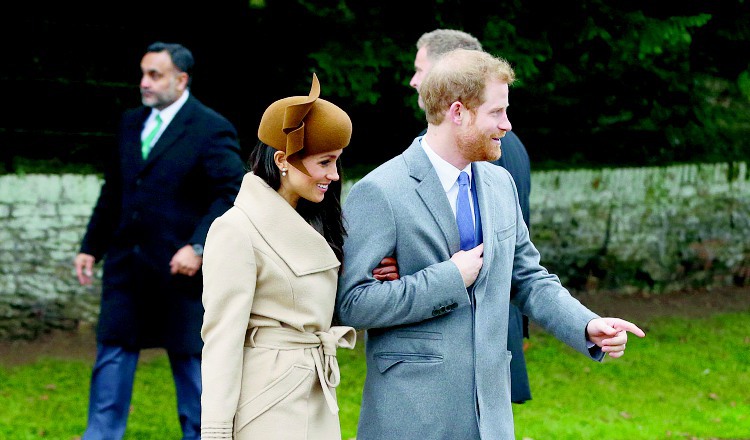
[
  {"left": 176, "top": 72, "right": 189, "bottom": 91},
  {"left": 448, "top": 101, "right": 464, "bottom": 125}
]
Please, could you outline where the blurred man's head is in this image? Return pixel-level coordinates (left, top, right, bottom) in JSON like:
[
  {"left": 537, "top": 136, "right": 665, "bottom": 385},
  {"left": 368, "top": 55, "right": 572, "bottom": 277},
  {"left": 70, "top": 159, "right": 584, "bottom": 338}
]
[
  {"left": 140, "top": 42, "right": 193, "bottom": 110},
  {"left": 409, "top": 29, "right": 482, "bottom": 109}
]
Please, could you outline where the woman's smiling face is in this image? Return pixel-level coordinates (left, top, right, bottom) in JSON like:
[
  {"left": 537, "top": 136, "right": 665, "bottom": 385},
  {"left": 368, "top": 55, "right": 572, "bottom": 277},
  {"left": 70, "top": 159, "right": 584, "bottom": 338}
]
[{"left": 276, "top": 149, "right": 343, "bottom": 208}]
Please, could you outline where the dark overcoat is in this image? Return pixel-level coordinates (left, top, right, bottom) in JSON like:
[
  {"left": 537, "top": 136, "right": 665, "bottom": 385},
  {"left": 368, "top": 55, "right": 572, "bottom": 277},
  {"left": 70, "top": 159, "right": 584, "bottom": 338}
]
[{"left": 80, "top": 95, "right": 245, "bottom": 354}]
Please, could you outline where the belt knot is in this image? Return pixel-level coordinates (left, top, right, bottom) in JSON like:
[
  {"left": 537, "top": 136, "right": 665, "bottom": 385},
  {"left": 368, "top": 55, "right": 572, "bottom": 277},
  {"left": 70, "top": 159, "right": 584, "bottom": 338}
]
[{"left": 314, "top": 326, "right": 356, "bottom": 388}]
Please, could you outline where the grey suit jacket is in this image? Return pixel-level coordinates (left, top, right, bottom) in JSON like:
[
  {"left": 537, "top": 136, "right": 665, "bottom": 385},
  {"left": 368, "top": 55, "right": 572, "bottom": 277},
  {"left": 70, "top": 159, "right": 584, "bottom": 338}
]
[{"left": 336, "top": 139, "right": 602, "bottom": 440}]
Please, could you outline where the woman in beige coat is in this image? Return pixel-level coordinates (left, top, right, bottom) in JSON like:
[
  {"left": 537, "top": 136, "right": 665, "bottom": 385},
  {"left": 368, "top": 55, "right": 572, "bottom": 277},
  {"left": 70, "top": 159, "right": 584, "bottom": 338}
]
[{"left": 200, "top": 74, "right": 359, "bottom": 439}]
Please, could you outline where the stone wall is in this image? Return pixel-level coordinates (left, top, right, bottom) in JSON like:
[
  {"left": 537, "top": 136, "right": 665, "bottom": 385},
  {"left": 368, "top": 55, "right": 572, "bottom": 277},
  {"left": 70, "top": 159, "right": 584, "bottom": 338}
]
[
  {"left": 526, "top": 162, "right": 750, "bottom": 293},
  {"left": 2, "top": 162, "right": 748, "bottom": 339},
  {"left": 0, "top": 174, "right": 102, "bottom": 339}
]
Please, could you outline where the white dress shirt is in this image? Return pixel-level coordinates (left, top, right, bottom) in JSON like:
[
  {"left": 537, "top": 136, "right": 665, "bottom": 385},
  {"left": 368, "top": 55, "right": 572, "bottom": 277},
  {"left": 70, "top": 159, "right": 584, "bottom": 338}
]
[
  {"left": 419, "top": 136, "right": 475, "bottom": 227},
  {"left": 141, "top": 89, "right": 190, "bottom": 148}
]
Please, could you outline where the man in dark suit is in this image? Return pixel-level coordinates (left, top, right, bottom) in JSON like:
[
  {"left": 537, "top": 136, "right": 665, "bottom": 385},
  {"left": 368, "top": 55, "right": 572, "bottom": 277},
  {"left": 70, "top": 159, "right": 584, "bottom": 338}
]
[
  {"left": 73, "top": 42, "right": 245, "bottom": 440},
  {"left": 410, "top": 29, "right": 533, "bottom": 404}
]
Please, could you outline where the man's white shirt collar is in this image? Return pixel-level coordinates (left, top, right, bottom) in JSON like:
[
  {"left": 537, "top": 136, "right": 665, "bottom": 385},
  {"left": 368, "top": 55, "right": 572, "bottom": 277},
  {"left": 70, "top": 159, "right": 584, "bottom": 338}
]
[
  {"left": 419, "top": 136, "right": 473, "bottom": 191},
  {"left": 419, "top": 136, "right": 474, "bottom": 218},
  {"left": 142, "top": 89, "right": 190, "bottom": 147},
  {"left": 147, "top": 89, "right": 190, "bottom": 127}
]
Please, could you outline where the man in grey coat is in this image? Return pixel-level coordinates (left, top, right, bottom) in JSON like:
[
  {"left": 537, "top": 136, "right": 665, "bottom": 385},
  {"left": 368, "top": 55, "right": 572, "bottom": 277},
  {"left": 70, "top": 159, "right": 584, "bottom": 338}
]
[
  {"left": 409, "top": 28, "right": 534, "bottom": 404},
  {"left": 336, "top": 49, "right": 645, "bottom": 439}
]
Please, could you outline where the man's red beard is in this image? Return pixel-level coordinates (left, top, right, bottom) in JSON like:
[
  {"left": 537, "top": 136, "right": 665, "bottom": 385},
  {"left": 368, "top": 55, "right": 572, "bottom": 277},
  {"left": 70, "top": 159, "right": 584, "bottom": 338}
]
[{"left": 456, "top": 122, "right": 502, "bottom": 163}]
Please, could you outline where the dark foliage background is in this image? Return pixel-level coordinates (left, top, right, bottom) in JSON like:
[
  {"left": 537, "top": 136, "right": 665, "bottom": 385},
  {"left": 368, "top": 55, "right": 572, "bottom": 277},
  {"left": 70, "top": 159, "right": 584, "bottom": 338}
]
[{"left": 1, "top": 0, "right": 748, "bottom": 174}]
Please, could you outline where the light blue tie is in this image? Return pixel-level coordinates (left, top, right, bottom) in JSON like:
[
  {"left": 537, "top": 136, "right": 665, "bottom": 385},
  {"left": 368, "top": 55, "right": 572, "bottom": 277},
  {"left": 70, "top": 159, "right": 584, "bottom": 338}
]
[
  {"left": 141, "top": 114, "right": 163, "bottom": 159},
  {"left": 456, "top": 171, "right": 474, "bottom": 250}
]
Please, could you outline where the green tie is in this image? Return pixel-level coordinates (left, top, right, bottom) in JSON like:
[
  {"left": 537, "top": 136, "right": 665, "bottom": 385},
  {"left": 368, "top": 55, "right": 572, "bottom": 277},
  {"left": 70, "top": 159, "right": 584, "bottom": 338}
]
[{"left": 141, "top": 114, "right": 163, "bottom": 159}]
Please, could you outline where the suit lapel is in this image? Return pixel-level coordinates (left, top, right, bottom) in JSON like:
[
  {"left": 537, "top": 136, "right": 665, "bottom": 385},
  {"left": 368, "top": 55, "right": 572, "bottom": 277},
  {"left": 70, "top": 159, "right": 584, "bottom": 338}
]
[
  {"left": 472, "top": 163, "right": 504, "bottom": 303},
  {"left": 122, "top": 108, "right": 149, "bottom": 180},
  {"left": 142, "top": 96, "right": 195, "bottom": 169},
  {"left": 474, "top": 163, "right": 495, "bottom": 257},
  {"left": 403, "top": 141, "right": 459, "bottom": 253}
]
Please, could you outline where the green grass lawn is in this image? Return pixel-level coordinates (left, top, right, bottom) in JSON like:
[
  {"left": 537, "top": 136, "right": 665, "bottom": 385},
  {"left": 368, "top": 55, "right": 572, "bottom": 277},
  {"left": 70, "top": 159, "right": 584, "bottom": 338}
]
[{"left": 1, "top": 311, "right": 748, "bottom": 439}]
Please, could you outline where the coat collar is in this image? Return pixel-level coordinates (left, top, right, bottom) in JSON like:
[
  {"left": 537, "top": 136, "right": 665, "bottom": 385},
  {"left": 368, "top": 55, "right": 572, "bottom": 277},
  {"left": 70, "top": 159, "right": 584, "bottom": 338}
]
[
  {"left": 403, "top": 140, "right": 459, "bottom": 254},
  {"left": 402, "top": 140, "right": 498, "bottom": 289},
  {"left": 233, "top": 173, "right": 341, "bottom": 276},
  {"left": 142, "top": 95, "right": 197, "bottom": 165}
]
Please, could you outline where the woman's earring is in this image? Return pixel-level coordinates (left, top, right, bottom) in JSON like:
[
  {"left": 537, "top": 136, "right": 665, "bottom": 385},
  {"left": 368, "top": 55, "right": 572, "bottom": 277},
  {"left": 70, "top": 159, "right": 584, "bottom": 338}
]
[{"left": 281, "top": 167, "right": 287, "bottom": 177}]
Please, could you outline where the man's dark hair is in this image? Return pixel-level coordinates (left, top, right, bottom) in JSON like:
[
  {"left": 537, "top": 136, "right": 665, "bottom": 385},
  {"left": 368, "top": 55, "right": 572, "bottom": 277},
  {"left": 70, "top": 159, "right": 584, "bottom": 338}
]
[{"left": 146, "top": 41, "right": 194, "bottom": 87}]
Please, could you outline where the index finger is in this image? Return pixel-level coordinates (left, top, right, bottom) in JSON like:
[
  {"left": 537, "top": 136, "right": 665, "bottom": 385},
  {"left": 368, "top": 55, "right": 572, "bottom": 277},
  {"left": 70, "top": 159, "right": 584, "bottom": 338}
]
[{"left": 614, "top": 320, "right": 646, "bottom": 338}]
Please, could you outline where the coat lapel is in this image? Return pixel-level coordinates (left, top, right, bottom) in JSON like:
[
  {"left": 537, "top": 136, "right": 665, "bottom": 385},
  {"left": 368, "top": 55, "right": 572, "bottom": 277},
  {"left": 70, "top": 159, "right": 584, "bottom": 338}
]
[
  {"left": 122, "top": 108, "right": 149, "bottom": 179},
  {"left": 472, "top": 162, "right": 496, "bottom": 288},
  {"left": 403, "top": 141, "right": 457, "bottom": 253},
  {"left": 233, "top": 173, "right": 341, "bottom": 276},
  {"left": 141, "top": 96, "right": 195, "bottom": 170}
]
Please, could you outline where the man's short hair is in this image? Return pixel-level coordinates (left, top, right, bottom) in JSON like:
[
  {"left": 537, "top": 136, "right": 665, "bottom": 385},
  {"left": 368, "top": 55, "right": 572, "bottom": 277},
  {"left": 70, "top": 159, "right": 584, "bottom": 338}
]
[
  {"left": 146, "top": 41, "right": 194, "bottom": 87},
  {"left": 421, "top": 49, "right": 515, "bottom": 125},
  {"left": 416, "top": 29, "right": 482, "bottom": 61}
]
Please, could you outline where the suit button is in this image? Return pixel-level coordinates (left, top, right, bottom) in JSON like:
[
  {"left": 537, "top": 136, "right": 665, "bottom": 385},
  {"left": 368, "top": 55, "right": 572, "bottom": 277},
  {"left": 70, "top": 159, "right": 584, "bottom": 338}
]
[
  {"left": 134, "top": 245, "right": 141, "bottom": 253},
  {"left": 432, "top": 310, "right": 439, "bottom": 317},
  {"left": 132, "top": 211, "right": 139, "bottom": 220},
  {"left": 135, "top": 178, "right": 142, "bottom": 186},
  {"left": 451, "top": 302, "right": 458, "bottom": 309},
  {"left": 440, "top": 306, "right": 446, "bottom": 313}
]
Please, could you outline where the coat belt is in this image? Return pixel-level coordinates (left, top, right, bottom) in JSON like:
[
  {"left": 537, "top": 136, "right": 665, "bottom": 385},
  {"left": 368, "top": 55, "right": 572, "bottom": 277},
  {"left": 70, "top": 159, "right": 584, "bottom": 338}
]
[{"left": 244, "top": 326, "right": 356, "bottom": 414}]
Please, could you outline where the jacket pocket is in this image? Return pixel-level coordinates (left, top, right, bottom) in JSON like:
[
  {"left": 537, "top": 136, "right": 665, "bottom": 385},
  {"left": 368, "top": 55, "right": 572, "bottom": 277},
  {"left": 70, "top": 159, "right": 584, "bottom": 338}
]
[
  {"left": 394, "top": 330, "right": 443, "bottom": 340},
  {"left": 495, "top": 222, "right": 515, "bottom": 242},
  {"left": 235, "top": 364, "right": 314, "bottom": 433},
  {"left": 374, "top": 352, "right": 443, "bottom": 373}
]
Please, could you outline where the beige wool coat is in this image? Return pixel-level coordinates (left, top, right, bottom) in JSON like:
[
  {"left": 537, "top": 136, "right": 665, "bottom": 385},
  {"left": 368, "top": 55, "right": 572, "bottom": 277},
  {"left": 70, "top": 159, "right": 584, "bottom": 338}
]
[{"left": 200, "top": 173, "right": 356, "bottom": 440}]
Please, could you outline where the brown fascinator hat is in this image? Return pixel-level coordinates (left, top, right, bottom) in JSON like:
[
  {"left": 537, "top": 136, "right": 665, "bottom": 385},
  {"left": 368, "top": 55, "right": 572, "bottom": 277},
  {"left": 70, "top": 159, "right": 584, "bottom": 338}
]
[{"left": 258, "top": 73, "right": 352, "bottom": 176}]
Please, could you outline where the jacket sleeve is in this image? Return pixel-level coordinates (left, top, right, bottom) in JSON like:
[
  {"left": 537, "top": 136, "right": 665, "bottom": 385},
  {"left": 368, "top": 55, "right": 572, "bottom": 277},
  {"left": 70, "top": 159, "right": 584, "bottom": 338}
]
[
  {"left": 336, "top": 178, "right": 470, "bottom": 330},
  {"left": 79, "top": 118, "right": 125, "bottom": 260},
  {"left": 188, "top": 115, "right": 245, "bottom": 247},
  {"left": 505, "top": 177, "right": 602, "bottom": 360},
  {"left": 200, "top": 211, "right": 256, "bottom": 438}
]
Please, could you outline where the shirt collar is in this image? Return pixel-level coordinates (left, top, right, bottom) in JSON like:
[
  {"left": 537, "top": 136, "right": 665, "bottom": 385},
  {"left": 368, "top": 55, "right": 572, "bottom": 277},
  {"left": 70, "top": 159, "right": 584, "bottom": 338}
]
[
  {"left": 419, "top": 136, "right": 472, "bottom": 192},
  {"left": 147, "top": 89, "right": 190, "bottom": 126}
]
